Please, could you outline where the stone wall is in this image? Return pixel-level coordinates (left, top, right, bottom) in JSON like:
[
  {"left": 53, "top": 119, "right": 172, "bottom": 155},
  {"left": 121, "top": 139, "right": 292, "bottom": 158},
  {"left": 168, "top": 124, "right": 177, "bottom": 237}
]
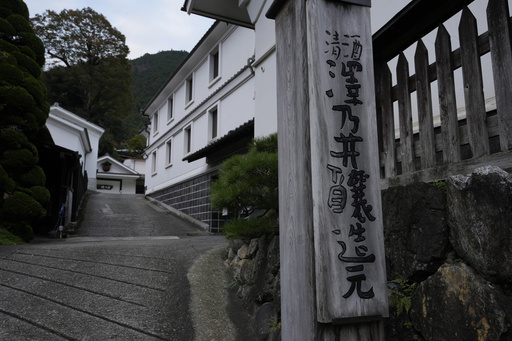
[
  {"left": 224, "top": 236, "right": 281, "bottom": 341},
  {"left": 224, "top": 166, "right": 512, "bottom": 341}
]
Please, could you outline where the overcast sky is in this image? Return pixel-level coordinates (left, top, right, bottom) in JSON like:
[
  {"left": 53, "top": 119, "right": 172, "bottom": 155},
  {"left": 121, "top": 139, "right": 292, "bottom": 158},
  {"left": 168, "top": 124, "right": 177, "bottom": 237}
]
[
  {"left": 23, "top": 0, "right": 214, "bottom": 60},
  {"left": 22, "top": 0, "right": 495, "bottom": 62}
]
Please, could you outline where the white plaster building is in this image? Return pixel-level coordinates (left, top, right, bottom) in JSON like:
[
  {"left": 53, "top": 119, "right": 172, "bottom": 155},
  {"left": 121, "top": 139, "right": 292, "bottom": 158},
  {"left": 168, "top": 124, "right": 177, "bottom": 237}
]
[
  {"left": 146, "top": 0, "right": 495, "bottom": 232},
  {"left": 143, "top": 13, "right": 278, "bottom": 232},
  {"left": 45, "top": 104, "right": 104, "bottom": 190},
  {"left": 96, "top": 155, "right": 142, "bottom": 194}
]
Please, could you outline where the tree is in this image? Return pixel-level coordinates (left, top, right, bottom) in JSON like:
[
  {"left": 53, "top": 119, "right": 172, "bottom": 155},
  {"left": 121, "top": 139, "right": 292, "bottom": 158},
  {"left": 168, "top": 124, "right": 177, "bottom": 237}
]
[
  {"left": 126, "top": 134, "right": 147, "bottom": 158},
  {"left": 210, "top": 134, "right": 279, "bottom": 239},
  {"left": 31, "top": 7, "right": 133, "bottom": 153},
  {"left": 31, "top": 8, "right": 129, "bottom": 67},
  {"left": 0, "top": 0, "right": 51, "bottom": 241}
]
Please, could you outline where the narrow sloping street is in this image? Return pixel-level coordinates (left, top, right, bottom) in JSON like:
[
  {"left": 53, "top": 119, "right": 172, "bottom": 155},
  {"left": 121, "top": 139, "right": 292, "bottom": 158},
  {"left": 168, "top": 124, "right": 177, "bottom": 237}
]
[{"left": 0, "top": 192, "right": 232, "bottom": 340}]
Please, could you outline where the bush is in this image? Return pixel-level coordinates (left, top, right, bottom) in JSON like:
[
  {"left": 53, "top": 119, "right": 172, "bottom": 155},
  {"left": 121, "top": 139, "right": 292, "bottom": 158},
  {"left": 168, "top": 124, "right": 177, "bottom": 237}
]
[
  {"left": 19, "top": 165, "right": 46, "bottom": 187},
  {"left": 3, "top": 222, "right": 33, "bottom": 242},
  {"left": 2, "top": 191, "right": 46, "bottom": 220},
  {"left": 1, "top": 148, "right": 38, "bottom": 173},
  {"left": 211, "top": 134, "right": 278, "bottom": 239},
  {"left": 223, "top": 216, "right": 278, "bottom": 240},
  {"left": 0, "top": 164, "right": 15, "bottom": 194},
  {"left": 30, "top": 185, "right": 50, "bottom": 205},
  {"left": 0, "top": 227, "right": 24, "bottom": 245},
  {"left": 0, "top": 128, "right": 30, "bottom": 151}
]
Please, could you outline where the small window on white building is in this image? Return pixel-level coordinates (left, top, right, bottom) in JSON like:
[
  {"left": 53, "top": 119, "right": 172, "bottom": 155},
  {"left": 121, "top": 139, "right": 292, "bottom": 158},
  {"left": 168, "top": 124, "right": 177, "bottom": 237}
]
[
  {"left": 153, "top": 112, "right": 159, "bottom": 135},
  {"left": 165, "top": 138, "right": 173, "bottom": 167},
  {"left": 186, "top": 75, "right": 193, "bottom": 104},
  {"left": 184, "top": 125, "right": 192, "bottom": 155},
  {"left": 151, "top": 150, "right": 157, "bottom": 175},
  {"left": 209, "top": 47, "right": 220, "bottom": 83},
  {"left": 208, "top": 106, "right": 218, "bottom": 141},
  {"left": 167, "top": 97, "right": 174, "bottom": 122}
]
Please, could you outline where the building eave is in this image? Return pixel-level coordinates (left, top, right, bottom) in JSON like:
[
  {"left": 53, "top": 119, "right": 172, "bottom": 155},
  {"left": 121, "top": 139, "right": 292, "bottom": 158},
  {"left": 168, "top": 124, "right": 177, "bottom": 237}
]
[
  {"left": 97, "top": 155, "right": 140, "bottom": 175},
  {"left": 182, "top": 0, "right": 254, "bottom": 29},
  {"left": 183, "top": 119, "right": 254, "bottom": 162}
]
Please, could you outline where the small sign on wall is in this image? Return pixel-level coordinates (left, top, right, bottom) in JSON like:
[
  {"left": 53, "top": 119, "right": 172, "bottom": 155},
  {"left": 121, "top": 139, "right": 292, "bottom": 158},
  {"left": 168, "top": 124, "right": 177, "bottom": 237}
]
[{"left": 97, "top": 184, "right": 114, "bottom": 190}]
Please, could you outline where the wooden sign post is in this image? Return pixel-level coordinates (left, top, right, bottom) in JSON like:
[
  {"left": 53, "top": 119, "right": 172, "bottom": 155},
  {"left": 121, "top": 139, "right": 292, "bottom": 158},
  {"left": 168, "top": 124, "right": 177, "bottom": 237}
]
[{"left": 267, "top": 0, "right": 387, "bottom": 339}]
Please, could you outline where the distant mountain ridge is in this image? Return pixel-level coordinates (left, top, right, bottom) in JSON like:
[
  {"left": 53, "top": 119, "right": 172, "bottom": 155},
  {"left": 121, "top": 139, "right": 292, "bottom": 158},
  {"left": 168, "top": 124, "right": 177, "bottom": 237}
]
[
  {"left": 131, "top": 50, "right": 189, "bottom": 114},
  {"left": 126, "top": 50, "right": 189, "bottom": 136}
]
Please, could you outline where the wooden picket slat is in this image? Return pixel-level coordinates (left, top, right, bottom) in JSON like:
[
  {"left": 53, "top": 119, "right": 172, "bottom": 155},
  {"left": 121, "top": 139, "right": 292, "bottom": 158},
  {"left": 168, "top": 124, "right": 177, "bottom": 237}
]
[
  {"left": 459, "top": 7, "right": 490, "bottom": 157},
  {"left": 376, "top": 61, "right": 396, "bottom": 177},
  {"left": 435, "top": 24, "right": 461, "bottom": 163},
  {"left": 487, "top": 0, "right": 512, "bottom": 151},
  {"left": 415, "top": 39, "right": 436, "bottom": 169},
  {"left": 396, "top": 53, "right": 415, "bottom": 173},
  {"left": 374, "top": 0, "right": 512, "bottom": 187}
]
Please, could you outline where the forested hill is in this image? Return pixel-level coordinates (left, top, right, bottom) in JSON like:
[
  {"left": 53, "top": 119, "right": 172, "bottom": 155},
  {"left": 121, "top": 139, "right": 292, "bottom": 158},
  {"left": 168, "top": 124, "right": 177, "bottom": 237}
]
[{"left": 128, "top": 50, "right": 189, "bottom": 133}]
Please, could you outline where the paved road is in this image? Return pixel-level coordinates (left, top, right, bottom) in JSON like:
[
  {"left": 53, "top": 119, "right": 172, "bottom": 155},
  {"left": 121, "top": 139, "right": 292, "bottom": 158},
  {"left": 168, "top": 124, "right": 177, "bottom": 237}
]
[{"left": 0, "top": 192, "right": 246, "bottom": 341}]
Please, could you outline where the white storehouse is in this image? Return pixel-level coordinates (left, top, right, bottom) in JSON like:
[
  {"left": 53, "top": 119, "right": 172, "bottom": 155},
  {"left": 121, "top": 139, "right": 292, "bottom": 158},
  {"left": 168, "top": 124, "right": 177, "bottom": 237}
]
[
  {"left": 146, "top": 0, "right": 495, "bottom": 232},
  {"left": 45, "top": 104, "right": 104, "bottom": 190},
  {"left": 96, "top": 155, "right": 142, "bottom": 194},
  {"left": 143, "top": 14, "right": 277, "bottom": 231}
]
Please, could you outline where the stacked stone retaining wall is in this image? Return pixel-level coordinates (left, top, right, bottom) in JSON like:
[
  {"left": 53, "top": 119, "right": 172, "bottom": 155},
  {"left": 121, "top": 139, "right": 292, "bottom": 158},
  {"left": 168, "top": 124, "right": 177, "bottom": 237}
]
[{"left": 224, "top": 166, "right": 512, "bottom": 341}]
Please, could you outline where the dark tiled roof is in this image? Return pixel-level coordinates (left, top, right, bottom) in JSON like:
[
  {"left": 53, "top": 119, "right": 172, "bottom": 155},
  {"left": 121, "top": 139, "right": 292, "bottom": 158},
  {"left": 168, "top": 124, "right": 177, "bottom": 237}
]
[{"left": 183, "top": 119, "right": 254, "bottom": 162}]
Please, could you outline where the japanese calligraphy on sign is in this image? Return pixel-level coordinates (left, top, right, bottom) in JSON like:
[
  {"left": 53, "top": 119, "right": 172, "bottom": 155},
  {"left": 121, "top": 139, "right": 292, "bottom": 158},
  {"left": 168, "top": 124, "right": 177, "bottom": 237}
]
[{"left": 308, "top": 2, "right": 387, "bottom": 323}]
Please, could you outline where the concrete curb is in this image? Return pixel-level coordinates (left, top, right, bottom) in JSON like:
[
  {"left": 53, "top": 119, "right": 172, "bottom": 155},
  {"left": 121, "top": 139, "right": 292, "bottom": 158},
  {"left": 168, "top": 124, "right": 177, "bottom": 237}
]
[
  {"left": 187, "top": 246, "right": 237, "bottom": 341},
  {"left": 145, "top": 196, "right": 210, "bottom": 231}
]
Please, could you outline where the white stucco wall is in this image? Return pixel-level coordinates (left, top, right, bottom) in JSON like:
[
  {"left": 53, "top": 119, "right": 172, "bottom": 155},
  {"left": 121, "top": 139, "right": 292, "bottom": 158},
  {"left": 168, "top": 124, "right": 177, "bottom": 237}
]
[
  {"left": 46, "top": 105, "right": 104, "bottom": 190},
  {"left": 97, "top": 156, "right": 140, "bottom": 194},
  {"left": 144, "top": 23, "right": 257, "bottom": 195}
]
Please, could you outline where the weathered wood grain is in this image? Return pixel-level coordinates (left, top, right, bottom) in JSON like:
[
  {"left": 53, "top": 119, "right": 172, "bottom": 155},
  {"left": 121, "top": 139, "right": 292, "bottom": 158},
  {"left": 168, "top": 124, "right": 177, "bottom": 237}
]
[
  {"left": 275, "top": 0, "right": 387, "bottom": 339},
  {"left": 381, "top": 149, "right": 512, "bottom": 189},
  {"left": 376, "top": 61, "right": 397, "bottom": 177},
  {"left": 274, "top": 0, "right": 318, "bottom": 339},
  {"left": 459, "top": 7, "right": 490, "bottom": 157},
  {"left": 487, "top": 0, "right": 512, "bottom": 150},
  {"left": 415, "top": 40, "right": 436, "bottom": 169},
  {"left": 306, "top": 0, "right": 387, "bottom": 324},
  {"left": 379, "top": 113, "right": 501, "bottom": 167},
  {"left": 435, "top": 24, "right": 461, "bottom": 163},
  {"left": 397, "top": 53, "right": 415, "bottom": 173}
]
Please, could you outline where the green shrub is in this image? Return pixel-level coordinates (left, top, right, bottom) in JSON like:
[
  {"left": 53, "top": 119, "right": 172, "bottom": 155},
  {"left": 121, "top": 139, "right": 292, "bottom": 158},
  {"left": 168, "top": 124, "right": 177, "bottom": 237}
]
[
  {"left": 0, "top": 17, "right": 15, "bottom": 36},
  {"left": 30, "top": 186, "right": 50, "bottom": 205},
  {"left": 0, "top": 164, "right": 15, "bottom": 193},
  {"left": 12, "top": 50, "right": 40, "bottom": 78},
  {"left": 7, "top": 13, "right": 31, "bottom": 33},
  {"left": 0, "top": 0, "right": 29, "bottom": 20},
  {"left": 211, "top": 134, "right": 278, "bottom": 239},
  {"left": 223, "top": 216, "right": 278, "bottom": 240},
  {"left": 3, "top": 222, "right": 33, "bottom": 242},
  {"left": 18, "top": 32, "right": 46, "bottom": 67},
  {"left": 0, "top": 62, "right": 23, "bottom": 86},
  {"left": 18, "top": 165, "right": 45, "bottom": 187},
  {"left": 2, "top": 191, "right": 46, "bottom": 220},
  {"left": 0, "top": 228, "right": 24, "bottom": 245},
  {"left": 1, "top": 148, "right": 38, "bottom": 173},
  {"left": 0, "top": 128, "right": 30, "bottom": 151},
  {"left": 0, "top": 85, "right": 34, "bottom": 111}
]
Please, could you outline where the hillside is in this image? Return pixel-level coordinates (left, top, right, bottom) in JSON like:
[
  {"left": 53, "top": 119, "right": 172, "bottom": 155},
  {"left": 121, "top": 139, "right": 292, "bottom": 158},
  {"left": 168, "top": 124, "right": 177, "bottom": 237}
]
[{"left": 126, "top": 50, "right": 189, "bottom": 136}]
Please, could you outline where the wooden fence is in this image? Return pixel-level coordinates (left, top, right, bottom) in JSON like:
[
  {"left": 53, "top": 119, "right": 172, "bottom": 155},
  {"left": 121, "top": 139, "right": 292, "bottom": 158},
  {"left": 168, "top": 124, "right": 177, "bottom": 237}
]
[
  {"left": 373, "top": 0, "right": 512, "bottom": 188},
  {"left": 71, "top": 169, "right": 88, "bottom": 222}
]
